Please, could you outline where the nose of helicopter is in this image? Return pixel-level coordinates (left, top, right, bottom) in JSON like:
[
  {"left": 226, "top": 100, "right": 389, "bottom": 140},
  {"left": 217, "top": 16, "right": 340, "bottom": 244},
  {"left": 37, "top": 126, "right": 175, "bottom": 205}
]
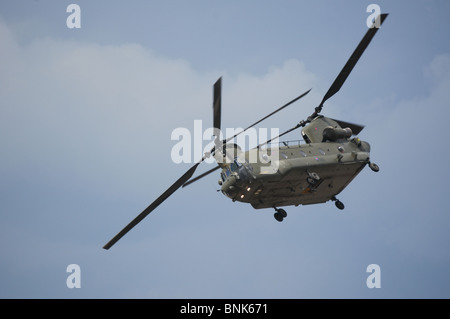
[{"left": 221, "top": 175, "right": 238, "bottom": 198}]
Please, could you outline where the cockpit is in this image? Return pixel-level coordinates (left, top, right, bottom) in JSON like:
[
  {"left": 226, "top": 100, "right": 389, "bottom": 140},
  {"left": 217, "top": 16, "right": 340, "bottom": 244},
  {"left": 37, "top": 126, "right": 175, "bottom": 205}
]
[
  {"left": 219, "top": 157, "right": 253, "bottom": 200},
  {"left": 220, "top": 158, "right": 244, "bottom": 183},
  {"left": 219, "top": 157, "right": 254, "bottom": 200}
]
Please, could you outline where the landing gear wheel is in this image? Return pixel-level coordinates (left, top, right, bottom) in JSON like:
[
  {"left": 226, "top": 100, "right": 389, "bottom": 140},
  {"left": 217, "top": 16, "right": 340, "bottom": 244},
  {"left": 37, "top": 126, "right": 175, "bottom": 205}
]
[
  {"left": 335, "top": 200, "right": 345, "bottom": 210},
  {"left": 278, "top": 209, "right": 287, "bottom": 218},
  {"left": 273, "top": 208, "right": 287, "bottom": 222},
  {"left": 369, "top": 162, "right": 380, "bottom": 172},
  {"left": 274, "top": 212, "right": 284, "bottom": 222}
]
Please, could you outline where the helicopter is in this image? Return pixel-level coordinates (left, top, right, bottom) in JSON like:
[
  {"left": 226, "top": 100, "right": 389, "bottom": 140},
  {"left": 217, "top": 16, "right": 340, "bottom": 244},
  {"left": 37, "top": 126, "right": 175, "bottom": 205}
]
[{"left": 103, "top": 13, "right": 388, "bottom": 250}]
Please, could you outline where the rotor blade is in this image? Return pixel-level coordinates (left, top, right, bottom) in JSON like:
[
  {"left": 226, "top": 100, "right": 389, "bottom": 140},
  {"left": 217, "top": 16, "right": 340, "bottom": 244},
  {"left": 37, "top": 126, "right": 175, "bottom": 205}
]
[
  {"left": 182, "top": 165, "right": 221, "bottom": 188},
  {"left": 225, "top": 88, "right": 311, "bottom": 143},
  {"left": 318, "top": 13, "right": 388, "bottom": 109},
  {"left": 103, "top": 163, "right": 200, "bottom": 250},
  {"left": 213, "top": 77, "right": 222, "bottom": 134}
]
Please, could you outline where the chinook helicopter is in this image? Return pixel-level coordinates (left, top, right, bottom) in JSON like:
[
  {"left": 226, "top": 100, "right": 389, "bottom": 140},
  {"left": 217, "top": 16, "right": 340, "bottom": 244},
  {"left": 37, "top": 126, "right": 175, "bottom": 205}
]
[{"left": 103, "top": 13, "right": 388, "bottom": 250}]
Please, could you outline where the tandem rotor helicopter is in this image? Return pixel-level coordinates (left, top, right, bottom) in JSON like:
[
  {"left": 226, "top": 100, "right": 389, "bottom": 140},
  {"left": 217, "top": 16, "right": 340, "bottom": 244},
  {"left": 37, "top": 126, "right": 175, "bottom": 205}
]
[{"left": 103, "top": 13, "right": 388, "bottom": 249}]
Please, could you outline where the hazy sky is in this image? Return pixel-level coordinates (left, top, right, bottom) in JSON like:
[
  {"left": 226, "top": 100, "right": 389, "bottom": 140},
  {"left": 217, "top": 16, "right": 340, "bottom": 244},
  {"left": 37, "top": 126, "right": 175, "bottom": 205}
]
[{"left": 1, "top": 0, "right": 449, "bottom": 298}]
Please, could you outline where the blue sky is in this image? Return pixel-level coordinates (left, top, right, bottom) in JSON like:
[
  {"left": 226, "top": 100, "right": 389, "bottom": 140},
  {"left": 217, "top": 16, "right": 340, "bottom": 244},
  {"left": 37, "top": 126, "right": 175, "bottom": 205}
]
[{"left": 1, "top": 0, "right": 449, "bottom": 298}]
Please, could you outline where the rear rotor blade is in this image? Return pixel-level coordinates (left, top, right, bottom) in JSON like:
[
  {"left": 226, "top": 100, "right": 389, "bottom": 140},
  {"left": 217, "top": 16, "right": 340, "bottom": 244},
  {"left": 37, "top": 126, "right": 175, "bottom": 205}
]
[
  {"left": 103, "top": 163, "right": 200, "bottom": 250},
  {"left": 225, "top": 89, "right": 311, "bottom": 144},
  {"left": 257, "top": 122, "right": 305, "bottom": 148},
  {"left": 316, "top": 13, "right": 389, "bottom": 112}
]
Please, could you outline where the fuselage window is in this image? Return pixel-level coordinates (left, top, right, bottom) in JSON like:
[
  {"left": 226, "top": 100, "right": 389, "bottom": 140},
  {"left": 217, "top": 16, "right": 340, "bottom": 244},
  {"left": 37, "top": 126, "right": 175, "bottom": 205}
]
[
  {"left": 299, "top": 150, "right": 307, "bottom": 157},
  {"left": 261, "top": 153, "right": 270, "bottom": 162},
  {"left": 318, "top": 148, "right": 326, "bottom": 155}
]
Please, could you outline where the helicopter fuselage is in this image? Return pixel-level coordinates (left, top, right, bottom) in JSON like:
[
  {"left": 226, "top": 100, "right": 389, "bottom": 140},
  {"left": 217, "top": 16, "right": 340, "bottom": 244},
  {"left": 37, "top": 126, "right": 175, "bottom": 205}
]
[{"left": 219, "top": 136, "right": 371, "bottom": 209}]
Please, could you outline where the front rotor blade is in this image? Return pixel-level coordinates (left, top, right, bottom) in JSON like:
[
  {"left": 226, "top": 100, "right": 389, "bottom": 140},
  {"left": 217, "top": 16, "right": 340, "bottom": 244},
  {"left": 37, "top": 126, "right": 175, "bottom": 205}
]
[
  {"left": 213, "top": 77, "right": 222, "bottom": 135},
  {"left": 182, "top": 165, "right": 221, "bottom": 188},
  {"left": 318, "top": 13, "right": 388, "bottom": 109},
  {"left": 103, "top": 163, "right": 200, "bottom": 250}
]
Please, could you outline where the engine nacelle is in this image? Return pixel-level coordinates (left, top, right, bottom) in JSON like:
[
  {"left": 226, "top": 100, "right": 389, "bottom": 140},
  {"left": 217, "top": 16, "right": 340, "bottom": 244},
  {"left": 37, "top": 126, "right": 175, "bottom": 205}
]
[{"left": 322, "top": 126, "right": 353, "bottom": 142}]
